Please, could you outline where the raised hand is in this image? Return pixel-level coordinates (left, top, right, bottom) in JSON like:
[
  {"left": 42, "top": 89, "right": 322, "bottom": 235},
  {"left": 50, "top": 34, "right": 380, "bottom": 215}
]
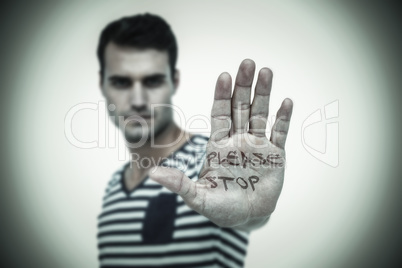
[{"left": 150, "top": 59, "right": 293, "bottom": 231}]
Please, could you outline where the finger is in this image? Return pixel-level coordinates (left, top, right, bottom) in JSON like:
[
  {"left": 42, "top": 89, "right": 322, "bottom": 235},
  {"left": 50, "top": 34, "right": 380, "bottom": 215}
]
[
  {"left": 270, "top": 98, "right": 293, "bottom": 149},
  {"left": 149, "top": 167, "right": 203, "bottom": 208},
  {"left": 210, "top": 73, "right": 232, "bottom": 141},
  {"left": 231, "top": 59, "right": 255, "bottom": 135},
  {"left": 249, "top": 68, "right": 273, "bottom": 137}
]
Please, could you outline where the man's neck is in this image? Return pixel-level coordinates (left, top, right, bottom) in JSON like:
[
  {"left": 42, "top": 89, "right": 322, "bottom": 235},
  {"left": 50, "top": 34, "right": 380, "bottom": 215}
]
[{"left": 123, "top": 122, "right": 192, "bottom": 192}]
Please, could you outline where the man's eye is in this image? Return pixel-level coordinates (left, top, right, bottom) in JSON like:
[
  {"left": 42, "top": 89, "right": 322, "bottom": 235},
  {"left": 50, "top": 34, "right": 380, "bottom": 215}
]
[
  {"left": 111, "top": 79, "right": 131, "bottom": 89},
  {"left": 144, "top": 77, "right": 164, "bottom": 88}
]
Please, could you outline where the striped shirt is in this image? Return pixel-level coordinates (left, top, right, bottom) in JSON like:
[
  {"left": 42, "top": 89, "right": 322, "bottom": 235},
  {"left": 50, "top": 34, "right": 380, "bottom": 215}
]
[{"left": 98, "top": 135, "right": 249, "bottom": 267}]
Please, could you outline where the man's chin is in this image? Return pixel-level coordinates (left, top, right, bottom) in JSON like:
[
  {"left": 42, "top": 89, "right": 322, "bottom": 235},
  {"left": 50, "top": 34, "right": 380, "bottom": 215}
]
[
  {"left": 124, "top": 130, "right": 151, "bottom": 146},
  {"left": 122, "top": 120, "right": 171, "bottom": 147}
]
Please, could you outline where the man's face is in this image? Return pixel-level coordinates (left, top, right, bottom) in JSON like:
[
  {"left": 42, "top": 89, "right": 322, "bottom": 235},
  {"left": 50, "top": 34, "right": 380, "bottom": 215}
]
[{"left": 100, "top": 43, "right": 178, "bottom": 144}]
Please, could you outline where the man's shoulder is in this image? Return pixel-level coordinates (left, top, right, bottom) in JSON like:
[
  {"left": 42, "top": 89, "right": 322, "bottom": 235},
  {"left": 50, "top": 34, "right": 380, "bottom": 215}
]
[
  {"left": 103, "top": 163, "right": 127, "bottom": 194},
  {"left": 172, "top": 134, "right": 209, "bottom": 163},
  {"left": 103, "top": 135, "right": 209, "bottom": 192},
  {"left": 180, "top": 134, "right": 208, "bottom": 152},
  {"left": 159, "top": 134, "right": 208, "bottom": 179},
  {"left": 189, "top": 134, "right": 209, "bottom": 143}
]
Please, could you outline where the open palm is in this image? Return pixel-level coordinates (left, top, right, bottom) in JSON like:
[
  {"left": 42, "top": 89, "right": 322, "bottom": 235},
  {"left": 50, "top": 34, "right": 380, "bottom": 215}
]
[{"left": 151, "top": 59, "right": 293, "bottom": 230}]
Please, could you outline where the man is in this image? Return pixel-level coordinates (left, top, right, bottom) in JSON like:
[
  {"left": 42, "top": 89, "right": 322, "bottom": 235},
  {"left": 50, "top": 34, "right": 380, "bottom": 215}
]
[{"left": 97, "top": 13, "right": 293, "bottom": 267}]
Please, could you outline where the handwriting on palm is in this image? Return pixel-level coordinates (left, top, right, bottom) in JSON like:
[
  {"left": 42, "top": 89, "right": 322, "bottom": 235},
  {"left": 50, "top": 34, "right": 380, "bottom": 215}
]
[{"left": 151, "top": 59, "right": 293, "bottom": 229}]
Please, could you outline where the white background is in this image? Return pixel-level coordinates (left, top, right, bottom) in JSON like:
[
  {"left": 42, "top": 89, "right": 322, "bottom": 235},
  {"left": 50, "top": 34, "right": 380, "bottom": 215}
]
[{"left": 3, "top": 1, "right": 401, "bottom": 267}]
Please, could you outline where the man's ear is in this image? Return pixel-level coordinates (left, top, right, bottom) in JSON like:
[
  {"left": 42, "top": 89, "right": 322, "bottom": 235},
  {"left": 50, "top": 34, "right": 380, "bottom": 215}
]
[
  {"left": 173, "top": 69, "right": 180, "bottom": 94},
  {"left": 99, "top": 71, "right": 105, "bottom": 96}
]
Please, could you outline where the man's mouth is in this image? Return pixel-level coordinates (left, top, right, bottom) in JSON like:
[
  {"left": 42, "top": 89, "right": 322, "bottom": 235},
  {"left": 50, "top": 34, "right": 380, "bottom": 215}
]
[{"left": 124, "top": 114, "right": 153, "bottom": 121}]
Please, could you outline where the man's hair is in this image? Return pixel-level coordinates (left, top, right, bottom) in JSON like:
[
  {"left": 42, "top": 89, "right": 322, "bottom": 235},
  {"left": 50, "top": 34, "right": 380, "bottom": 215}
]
[{"left": 97, "top": 13, "right": 178, "bottom": 80}]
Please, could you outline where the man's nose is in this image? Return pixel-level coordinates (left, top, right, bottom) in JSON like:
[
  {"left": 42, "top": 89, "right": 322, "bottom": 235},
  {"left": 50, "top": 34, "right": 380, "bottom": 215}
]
[{"left": 130, "top": 82, "right": 147, "bottom": 111}]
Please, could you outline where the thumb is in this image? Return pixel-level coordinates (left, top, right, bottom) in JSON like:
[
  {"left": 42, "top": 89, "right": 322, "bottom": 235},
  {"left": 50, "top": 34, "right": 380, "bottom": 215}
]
[{"left": 149, "top": 167, "right": 198, "bottom": 202}]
